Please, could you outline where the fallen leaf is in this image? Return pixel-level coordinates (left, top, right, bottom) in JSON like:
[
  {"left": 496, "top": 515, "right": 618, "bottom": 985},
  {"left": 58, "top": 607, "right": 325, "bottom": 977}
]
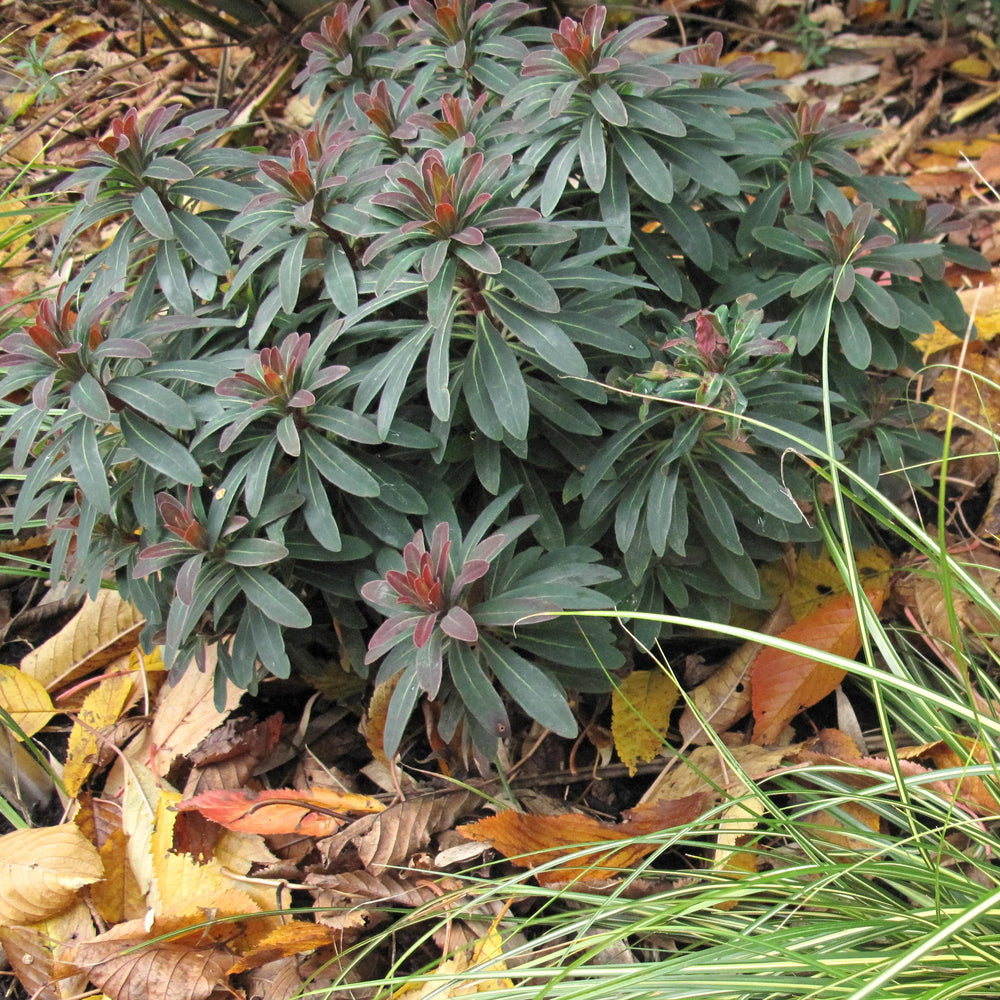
[
  {"left": 175, "top": 787, "right": 385, "bottom": 838},
  {"left": 759, "top": 547, "right": 893, "bottom": 622},
  {"left": 0, "top": 663, "right": 55, "bottom": 738},
  {"left": 0, "top": 824, "right": 104, "bottom": 926},
  {"left": 458, "top": 811, "right": 652, "bottom": 883},
  {"left": 751, "top": 589, "right": 885, "bottom": 745},
  {"left": 679, "top": 600, "right": 793, "bottom": 744},
  {"left": 228, "top": 922, "right": 342, "bottom": 975},
  {"left": 63, "top": 672, "right": 135, "bottom": 796},
  {"left": 91, "top": 828, "right": 145, "bottom": 926},
  {"left": 19, "top": 590, "right": 144, "bottom": 693},
  {"left": 897, "top": 738, "right": 1000, "bottom": 814},
  {"left": 0, "top": 901, "right": 95, "bottom": 1000},
  {"left": 322, "top": 791, "right": 479, "bottom": 875},
  {"left": 612, "top": 669, "right": 678, "bottom": 774},
  {"left": 60, "top": 918, "right": 235, "bottom": 1000}
]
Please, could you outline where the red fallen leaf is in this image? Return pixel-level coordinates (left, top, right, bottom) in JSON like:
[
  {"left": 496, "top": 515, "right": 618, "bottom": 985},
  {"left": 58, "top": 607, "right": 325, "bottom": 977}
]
[
  {"left": 175, "top": 788, "right": 384, "bottom": 838},
  {"left": 751, "top": 589, "right": 885, "bottom": 745}
]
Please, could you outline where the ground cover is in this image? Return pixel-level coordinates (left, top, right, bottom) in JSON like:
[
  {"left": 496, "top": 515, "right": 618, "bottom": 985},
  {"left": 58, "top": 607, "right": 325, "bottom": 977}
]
[{"left": 4, "top": 2, "right": 1000, "bottom": 999}]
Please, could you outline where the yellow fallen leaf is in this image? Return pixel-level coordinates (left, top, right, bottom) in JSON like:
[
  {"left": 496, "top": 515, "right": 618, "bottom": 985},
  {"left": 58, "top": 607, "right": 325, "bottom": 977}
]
[
  {"left": 0, "top": 663, "right": 54, "bottom": 739},
  {"left": 612, "top": 669, "right": 678, "bottom": 775},
  {"left": 0, "top": 824, "right": 103, "bottom": 926},
  {"left": 63, "top": 672, "right": 135, "bottom": 796},
  {"left": 19, "top": 589, "right": 145, "bottom": 692}
]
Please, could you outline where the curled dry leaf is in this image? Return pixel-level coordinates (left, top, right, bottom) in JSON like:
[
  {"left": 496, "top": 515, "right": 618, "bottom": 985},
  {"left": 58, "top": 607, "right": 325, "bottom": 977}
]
[
  {"left": 19, "top": 589, "right": 145, "bottom": 692},
  {"left": 612, "top": 668, "right": 678, "bottom": 774},
  {"left": 59, "top": 918, "right": 235, "bottom": 1000},
  {"left": 175, "top": 787, "right": 385, "bottom": 838},
  {"left": 751, "top": 589, "right": 885, "bottom": 746},
  {"left": 0, "top": 823, "right": 104, "bottom": 926},
  {"left": 322, "top": 790, "right": 480, "bottom": 875}
]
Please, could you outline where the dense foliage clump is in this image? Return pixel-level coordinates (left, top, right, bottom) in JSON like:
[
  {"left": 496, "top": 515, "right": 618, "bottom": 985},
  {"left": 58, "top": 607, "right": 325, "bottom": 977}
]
[{"left": 0, "top": 0, "right": 983, "bottom": 754}]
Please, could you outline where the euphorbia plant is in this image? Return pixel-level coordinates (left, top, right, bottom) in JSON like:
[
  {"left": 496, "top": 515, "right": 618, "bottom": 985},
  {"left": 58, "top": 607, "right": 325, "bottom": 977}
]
[{"left": 0, "top": 0, "right": 985, "bottom": 753}]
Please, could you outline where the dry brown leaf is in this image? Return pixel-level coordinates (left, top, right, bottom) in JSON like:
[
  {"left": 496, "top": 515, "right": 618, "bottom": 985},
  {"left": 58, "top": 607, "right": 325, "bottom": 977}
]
[
  {"left": 228, "top": 922, "right": 341, "bottom": 975},
  {"left": 894, "top": 547, "right": 1000, "bottom": 656},
  {"left": 612, "top": 669, "right": 678, "bottom": 774},
  {"left": 459, "top": 810, "right": 652, "bottom": 883},
  {"left": 0, "top": 663, "right": 55, "bottom": 738},
  {"left": 394, "top": 927, "right": 511, "bottom": 998},
  {"left": 759, "top": 548, "right": 893, "bottom": 622},
  {"left": 60, "top": 918, "right": 235, "bottom": 1000},
  {"left": 132, "top": 643, "right": 242, "bottom": 779},
  {"left": 679, "top": 601, "right": 794, "bottom": 745},
  {"left": 897, "top": 738, "right": 1000, "bottom": 815},
  {"left": 149, "top": 790, "right": 273, "bottom": 929},
  {"left": 307, "top": 870, "right": 460, "bottom": 911},
  {"left": 643, "top": 743, "right": 793, "bottom": 804},
  {"left": 0, "top": 824, "right": 104, "bottom": 926},
  {"left": 19, "top": 590, "right": 144, "bottom": 692},
  {"left": 63, "top": 672, "right": 135, "bottom": 796},
  {"left": 323, "top": 791, "right": 480, "bottom": 875},
  {"left": 0, "top": 901, "right": 96, "bottom": 1000}
]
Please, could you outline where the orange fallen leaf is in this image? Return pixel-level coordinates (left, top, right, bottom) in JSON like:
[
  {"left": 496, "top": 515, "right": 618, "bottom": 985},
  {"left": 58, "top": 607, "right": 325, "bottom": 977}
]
[
  {"left": 175, "top": 787, "right": 385, "bottom": 838},
  {"left": 751, "top": 589, "right": 885, "bottom": 745},
  {"left": 458, "top": 812, "right": 653, "bottom": 884}
]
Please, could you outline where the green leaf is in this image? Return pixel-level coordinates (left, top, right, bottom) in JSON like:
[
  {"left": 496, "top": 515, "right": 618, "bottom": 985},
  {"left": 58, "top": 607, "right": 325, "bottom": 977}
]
[
  {"left": 613, "top": 129, "right": 673, "bottom": 204},
  {"left": 472, "top": 315, "right": 529, "bottom": 440},
  {"left": 486, "top": 294, "right": 586, "bottom": 377},
  {"left": 450, "top": 642, "right": 510, "bottom": 742},
  {"left": 498, "top": 259, "right": 560, "bottom": 314},
  {"left": 383, "top": 665, "right": 422, "bottom": 757},
  {"left": 687, "top": 458, "right": 741, "bottom": 554},
  {"left": 753, "top": 226, "right": 825, "bottom": 261},
  {"left": 833, "top": 299, "right": 872, "bottom": 369},
  {"left": 295, "top": 456, "right": 342, "bottom": 551},
  {"left": 634, "top": 231, "right": 682, "bottom": 298},
  {"left": 478, "top": 634, "right": 577, "bottom": 737},
  {"left": 120, "top": 411, "right": 203, "bottom": 485},
  {"left": 708, "top": 443, "right": 802, "bottom": 523},
  {"left": 656, "top": 199, "right": 711, "bottom": 270},
  {"left": 658, "top": 138, "right": 740, "bottom": 195},
  {"left": 171, "top": 209, "right": 231, "bottom": 275},
  {"left": 279, "top": 232, "right": 309, "bottom": 314},
  {"left": 578, "top": 112, "right": 607, "bottom": 192},
  {"left": 156, "top": 239, "right": 194, "bottom": 314},
  {"left": 852, "top": 273, "right": 900, "bottom": 329},
  {"left": 106, "top": 376, "right": 195, "bottom": 431},
  {"left": 623, "top": 96, "right": 686, "bottom": 137},
  {"left": 133, "top": 186, "right": 174, "bottom": 241},
  {"left": 591, "top": 83, "right": 628, "bottom": 126},
  {"left": 540, "top": 139, "right": 579, "bottom": 217},
  {"left": 68, "top": 420, "right": 111, "bottom": 514},
  {"left": 302, "top": 430, "right": 379, "bottom": 496},
  {"left": 224, "top": 538, "right": 289, "bottom": 566},
  {"left": 788, "top": 158, "right": 814, "bottom": 213},
  {"left": 70, "top": 372, "right": 111, "bottom": 423},
  {"left": 323, "top": 246, "right": 359, "bottom": 313},
  {"left": 599, "top": 151, "right": 631, "bottom": 246},
  {"left": 645, "top": 463, "right": 678, "bottom": 556},
  {"left": 235, "top": 567, "right": 311, "bottom": 628}
]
